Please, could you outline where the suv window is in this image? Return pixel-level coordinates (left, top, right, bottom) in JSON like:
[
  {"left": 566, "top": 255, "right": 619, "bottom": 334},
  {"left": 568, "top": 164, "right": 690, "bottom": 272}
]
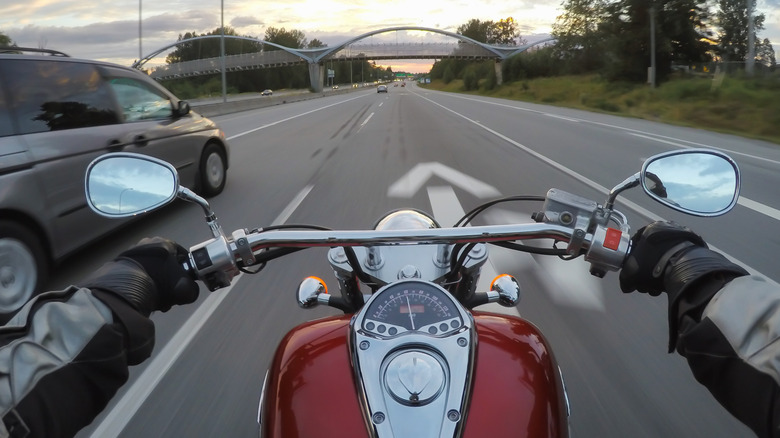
[
  {"left": 0, "top": 83, "right": 14, "bottom": 137},
  {"left": 107, "top": 77, "right": 173, "bottom": 122},
  {"left": 0, "top": 59, "right": 119, "bottom": 134}
]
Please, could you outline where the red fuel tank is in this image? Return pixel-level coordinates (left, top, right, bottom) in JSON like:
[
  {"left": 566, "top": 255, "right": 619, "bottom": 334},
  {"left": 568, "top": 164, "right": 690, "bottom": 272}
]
[{"left": 259, "top": 311, "right": 568, "bottom": 438}]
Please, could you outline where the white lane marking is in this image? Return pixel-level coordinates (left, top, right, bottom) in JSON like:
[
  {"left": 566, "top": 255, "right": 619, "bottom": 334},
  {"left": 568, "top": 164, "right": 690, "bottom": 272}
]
[
  {"left": 357, "top": 112, "right": 375, "bottom": 134},
  {"left": 739, "top": 197, "right": 780, "bottom": 221},
  {"left": 545, "top": 113, "right": 580, "bottom": 122},
  {"left": 413, "top": 91, "right": 776, "bottom": 285},
  {"left": 379, "top": 102, "right": 384, "bottom": 107},
  {"left": 630, "top": 132, "right": 780, "bottom": 165},
  {"left": 90, "top": 184, "right": 315, "bottom": 437},
  {"left": 630, "top": 133, "right": 780, "bottom": 221},
  {"left": 361, "top": 112, "right": 375, "bottom": 127},
  {"left": 226, "top": 94, "right": 368, "bottom": 141},
  {"left": 426, "top": 186, "right": 518, "bottom": 316},
  {"left": 273, "top": 185, "right": 315, "bottom": 224},
  {"left": 418, "top": 88, "right": 779, "bottom": 166}
]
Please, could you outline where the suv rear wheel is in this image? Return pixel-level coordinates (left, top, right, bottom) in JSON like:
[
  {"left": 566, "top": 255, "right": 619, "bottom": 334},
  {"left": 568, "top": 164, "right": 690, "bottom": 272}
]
[
  {"left": 0, "top": 221, "right": 47, "bottom": 313},
  {"left": 199, "top": 143, "right": 227, "bottom": 197}
]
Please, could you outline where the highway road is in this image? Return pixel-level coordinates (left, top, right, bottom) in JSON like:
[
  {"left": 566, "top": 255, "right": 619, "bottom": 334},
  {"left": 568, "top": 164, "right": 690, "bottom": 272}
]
[{"left": 60, "top": 81, "right": 780, "bottom": 437}]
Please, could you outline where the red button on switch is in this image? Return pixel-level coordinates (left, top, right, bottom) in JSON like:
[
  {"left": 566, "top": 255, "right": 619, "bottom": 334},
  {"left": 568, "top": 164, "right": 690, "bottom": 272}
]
[{"left": 604, "top": 228, "right": 622, "bottom": 251}]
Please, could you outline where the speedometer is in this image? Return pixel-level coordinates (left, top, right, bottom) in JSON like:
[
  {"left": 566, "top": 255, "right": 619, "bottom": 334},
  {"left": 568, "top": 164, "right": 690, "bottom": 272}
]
[{"left": 362, "top": 280, "right": 463, "bottom": 337}]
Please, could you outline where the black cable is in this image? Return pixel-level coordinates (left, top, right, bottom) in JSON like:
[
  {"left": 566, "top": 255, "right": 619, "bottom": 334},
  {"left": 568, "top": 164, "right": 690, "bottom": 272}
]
[{"left": 454, "top": 196, "right": 545, "bottom": 227}]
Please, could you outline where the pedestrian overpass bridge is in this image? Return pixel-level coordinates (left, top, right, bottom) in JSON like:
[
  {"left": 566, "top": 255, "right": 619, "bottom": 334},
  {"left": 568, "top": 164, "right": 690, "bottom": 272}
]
[{"left": 134, "top": 26, "right": 554, "bottom": 91}]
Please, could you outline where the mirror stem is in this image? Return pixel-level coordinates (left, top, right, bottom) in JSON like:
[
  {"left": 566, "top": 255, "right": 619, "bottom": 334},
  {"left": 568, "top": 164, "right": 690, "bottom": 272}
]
[
  {"left": 605, "top": 172, "right": 640, "bottom": 211},
  {"left": 177, "top": 187, "right": 225, "bottom": 239}
]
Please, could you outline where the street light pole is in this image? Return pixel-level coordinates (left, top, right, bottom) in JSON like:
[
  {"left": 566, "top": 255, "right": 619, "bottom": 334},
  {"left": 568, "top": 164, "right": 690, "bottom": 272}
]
[
  {"left": 139, "top": 0, "right": 142, "bottom": 62},
  {"left": 220, "top": 0, "right": 227, "bottom": 102},
  {"left": 746, "top": 0, "right": 755, "bottom": 75},
  {"left": 649, "top": 5, "right": 656, "bottom": 88}
]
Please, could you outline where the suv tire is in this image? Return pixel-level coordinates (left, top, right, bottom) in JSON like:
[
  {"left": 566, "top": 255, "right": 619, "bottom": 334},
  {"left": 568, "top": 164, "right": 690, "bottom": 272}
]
[
  {"left": 199, "top": 143, "right": 227, "bottom": 198},
  {"left": 0, "top": 221, "right": 47, "bottom": 313}
]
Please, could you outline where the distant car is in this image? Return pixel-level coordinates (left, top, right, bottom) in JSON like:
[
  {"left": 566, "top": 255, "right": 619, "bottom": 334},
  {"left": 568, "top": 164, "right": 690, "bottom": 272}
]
[
  {"left": 394, "top": 84, "right": 398, "bottom": 87},
  {"left": 401, "top": 83, "right": 406, "bottom": 87},
  {"left": 332, "top": 85, "right": 339, "bottom": 90},
  {"left": 261, "top": 89, "right": 273, "bottom": 96},
  {"left": 377, "top": 85, "right": 388, "bottom": 93},
  {"left": 0, "top": 47, "right": 230, "bottom": 314}
]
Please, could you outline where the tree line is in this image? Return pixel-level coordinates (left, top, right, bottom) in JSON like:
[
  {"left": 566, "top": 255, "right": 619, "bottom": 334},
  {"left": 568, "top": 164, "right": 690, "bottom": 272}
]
[{"left": 431, "top": 0, "right": 776, "bottom": 91}]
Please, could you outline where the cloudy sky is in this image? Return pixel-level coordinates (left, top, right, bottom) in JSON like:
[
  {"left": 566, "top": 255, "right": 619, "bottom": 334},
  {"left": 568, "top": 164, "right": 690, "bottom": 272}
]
[{"left": 1, "top": 0, "right": 779, "bottom": 73}]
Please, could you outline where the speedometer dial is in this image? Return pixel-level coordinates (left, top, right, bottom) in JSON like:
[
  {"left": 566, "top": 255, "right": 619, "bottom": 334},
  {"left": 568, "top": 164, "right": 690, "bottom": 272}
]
[{"left": 362, "top": 281, "right": 463, "bottom": 337}]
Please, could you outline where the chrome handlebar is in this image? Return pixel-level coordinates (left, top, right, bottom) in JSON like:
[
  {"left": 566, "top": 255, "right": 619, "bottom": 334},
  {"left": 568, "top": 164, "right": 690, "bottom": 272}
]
[{"left": 187, "top": 221, "right": 631, "bottom": 291}]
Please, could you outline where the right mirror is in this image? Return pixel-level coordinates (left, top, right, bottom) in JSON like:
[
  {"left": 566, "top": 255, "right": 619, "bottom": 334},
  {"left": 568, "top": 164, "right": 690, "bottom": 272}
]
[{"left": 641, "top": 149, "right": 740, "bottom": 217}]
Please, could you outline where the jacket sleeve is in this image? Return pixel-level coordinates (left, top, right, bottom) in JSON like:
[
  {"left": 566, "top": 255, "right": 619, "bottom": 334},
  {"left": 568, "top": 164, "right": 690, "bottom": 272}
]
[
  {"left": 0, "top": 286, "right": 154, "bottom": 438},
  {"left": 676, "top": 275, "right": 780, "bottom": 438}
]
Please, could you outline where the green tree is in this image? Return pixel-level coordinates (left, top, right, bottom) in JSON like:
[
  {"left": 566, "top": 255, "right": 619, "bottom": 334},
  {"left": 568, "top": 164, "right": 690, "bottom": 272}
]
[
  {"left": 0, "top": 31, "right": 14, "bottom": 47},
  {"left": 494, "top": 17, "right": 524, "bottom": 45},
  {"left": 552, "top": 0, "right": 608, "bottom": 73},
  {"left": 307, "top": 38, "right": 326, "bottom": 49},
  {"left": 264, "top": 27, "right": 307, "bottom": 49},
  {"left": 165, "top": 27, "right": 262, "bottom": 64},
  {"left": 457, "top": 19, "right": 495, "bottom": 44},
  {"left": 599, "top": 0, "right": 713, "bottom": 82},
  {"left": 716, "top": 0, "right": 767, "bottom": 63},
  {"left": 756, "top": 38, "right": 776, "bottom": 67}
]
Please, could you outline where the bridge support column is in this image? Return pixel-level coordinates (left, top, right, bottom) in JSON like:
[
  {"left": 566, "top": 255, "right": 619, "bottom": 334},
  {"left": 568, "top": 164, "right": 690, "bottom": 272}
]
[
  {"left": 309, "top": 62, "right": 325, "bottom": 92},
  {"left": 495, "top": 60, "right": 504, "bottom": 86}
]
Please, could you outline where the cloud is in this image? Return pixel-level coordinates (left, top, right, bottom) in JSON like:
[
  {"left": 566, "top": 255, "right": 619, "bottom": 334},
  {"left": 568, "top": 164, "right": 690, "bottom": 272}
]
[{"left": 231, "top": 15, "right": 264, "bottom": 29}]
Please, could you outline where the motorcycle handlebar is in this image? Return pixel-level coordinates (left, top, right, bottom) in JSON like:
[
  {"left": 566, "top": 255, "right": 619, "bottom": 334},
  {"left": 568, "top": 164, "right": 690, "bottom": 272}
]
[{"left": 186, "top": 222, "right": 631, "bottom": 291}]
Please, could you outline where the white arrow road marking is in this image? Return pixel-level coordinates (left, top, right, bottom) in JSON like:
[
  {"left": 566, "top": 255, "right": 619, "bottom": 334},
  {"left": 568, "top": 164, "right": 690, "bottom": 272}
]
[
  {"left": 389, "top": 162, "right": 501, "bottom": 199},
  {"left": 484, "top": 209, "right": 606, "bottom": 311},
  {"left": 426, "top": 186, "right": 518, "bottom": 317}
]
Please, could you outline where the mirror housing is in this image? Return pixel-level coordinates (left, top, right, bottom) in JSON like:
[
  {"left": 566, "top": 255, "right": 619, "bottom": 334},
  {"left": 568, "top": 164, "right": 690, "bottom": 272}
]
[
  {"left": 85, "top": 152, "right": 180, "bottom": 218},
  {"left": 641, "top": 149, "right": 740, "bottom": 217},
  {"left": 177, "top": 101, "right": 191, "bottom": 117}
]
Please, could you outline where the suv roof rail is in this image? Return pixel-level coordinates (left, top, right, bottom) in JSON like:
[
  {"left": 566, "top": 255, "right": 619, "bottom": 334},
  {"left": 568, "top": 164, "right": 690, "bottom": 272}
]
[{"left": 0, "top": 46, "right": 70, "bottom": 57}]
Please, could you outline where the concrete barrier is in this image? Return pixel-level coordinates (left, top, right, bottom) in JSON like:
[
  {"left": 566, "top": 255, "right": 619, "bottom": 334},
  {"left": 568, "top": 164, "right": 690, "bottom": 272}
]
[{"left": 189, "top": 86, "right": 366, "bottom": 117}]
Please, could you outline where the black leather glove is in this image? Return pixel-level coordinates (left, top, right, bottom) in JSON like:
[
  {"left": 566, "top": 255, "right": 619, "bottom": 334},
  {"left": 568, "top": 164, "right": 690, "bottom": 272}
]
[
  {"left": 620, "top": 221, "right": 749, "bottom": 352},
  {"left": 82, "top": 237, "right": 199, "bottom": 317},
  {"left": 619, "top": 221, "right": 706, "bottom": 295}
]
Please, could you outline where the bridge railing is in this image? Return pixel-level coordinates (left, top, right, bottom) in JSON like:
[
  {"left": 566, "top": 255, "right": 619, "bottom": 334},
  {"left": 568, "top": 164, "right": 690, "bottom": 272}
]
[
  {"left": 326, "top": 42, "right": 498, "bottom": 60},
  {"left": 149, "top": 41, "right": 504, "bottom": 79}
]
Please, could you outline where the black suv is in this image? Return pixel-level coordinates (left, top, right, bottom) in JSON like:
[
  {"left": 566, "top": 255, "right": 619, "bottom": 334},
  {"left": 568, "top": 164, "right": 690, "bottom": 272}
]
[{"left": 0, "top": 48, "right": 230, "bottom": 314}]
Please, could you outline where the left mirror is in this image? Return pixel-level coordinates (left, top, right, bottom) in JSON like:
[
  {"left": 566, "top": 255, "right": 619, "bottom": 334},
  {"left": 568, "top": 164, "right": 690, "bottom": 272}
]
[{"left": 85, "top": 153, "right": 179, "bottom": 218}]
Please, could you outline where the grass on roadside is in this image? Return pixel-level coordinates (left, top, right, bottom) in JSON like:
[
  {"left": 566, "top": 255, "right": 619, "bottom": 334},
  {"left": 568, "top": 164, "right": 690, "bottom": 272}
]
[{"left": 423, "top": 74, "right": 780, "bottom": 144}]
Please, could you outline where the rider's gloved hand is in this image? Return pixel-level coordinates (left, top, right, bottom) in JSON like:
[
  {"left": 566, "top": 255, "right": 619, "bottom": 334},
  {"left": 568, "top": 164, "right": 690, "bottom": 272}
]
[
  {"left": 82, "top": 237, "right": 199, "bottom": 317},
  {"left": 620, "top": 221, "right": 748, "bottom": 351},
  {"left": 619, "top": 221, "right": 706, "bottom": 295}
]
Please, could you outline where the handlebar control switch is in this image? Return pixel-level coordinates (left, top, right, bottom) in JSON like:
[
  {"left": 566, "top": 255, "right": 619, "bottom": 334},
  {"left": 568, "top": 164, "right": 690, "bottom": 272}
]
[{"left": 586, "top": 226, "right": 630, "bottom": 278}]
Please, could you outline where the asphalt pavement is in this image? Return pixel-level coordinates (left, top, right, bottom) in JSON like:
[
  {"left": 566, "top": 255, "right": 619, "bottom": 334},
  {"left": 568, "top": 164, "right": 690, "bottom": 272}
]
[{"left": 63, "top": 82, "right": 779, "bottom": 437}]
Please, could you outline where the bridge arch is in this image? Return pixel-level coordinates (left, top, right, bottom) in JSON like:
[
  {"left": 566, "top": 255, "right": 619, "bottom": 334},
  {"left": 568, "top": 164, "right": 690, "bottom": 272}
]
[
  {"left": 131, "top": 35, "right": 315, "bottom": 70},
  {"left": 136, "top": 28, "right": 557, "bottom": 91}
]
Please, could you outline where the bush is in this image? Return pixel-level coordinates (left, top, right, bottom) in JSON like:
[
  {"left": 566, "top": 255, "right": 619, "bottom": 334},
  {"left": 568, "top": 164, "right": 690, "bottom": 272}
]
[
  {"left": 462, "top": 68, "right": 479, "bottom": 91},
  {"left": 443, "top": 65, "right": 455, "bottom": 84}
]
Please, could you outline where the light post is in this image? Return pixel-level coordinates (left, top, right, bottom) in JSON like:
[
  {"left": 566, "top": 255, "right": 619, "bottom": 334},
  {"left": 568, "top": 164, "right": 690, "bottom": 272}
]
[
  {"left": 220, "top": 0, "right": 227, "bottom": 102},
  {"left": 138, "top": 0, "right": 142, "bottom": 62},
  {"left": 747, "top": 0, "right": 755, "bottom": 75},
  {"left": 649, "top": 5, "right": 656, "bottom": 88}
]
